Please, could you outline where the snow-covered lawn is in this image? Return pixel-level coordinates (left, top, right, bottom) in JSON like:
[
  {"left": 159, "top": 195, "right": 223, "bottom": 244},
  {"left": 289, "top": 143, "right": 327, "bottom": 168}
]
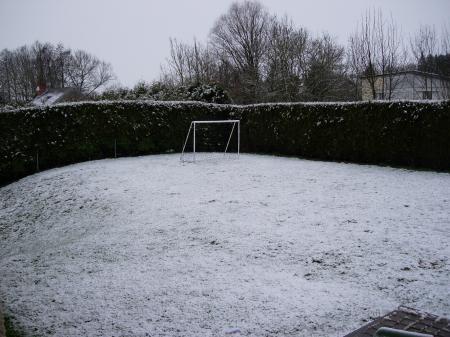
[{"left": 0, "top": 154, "right": 449, "bottom": 337}]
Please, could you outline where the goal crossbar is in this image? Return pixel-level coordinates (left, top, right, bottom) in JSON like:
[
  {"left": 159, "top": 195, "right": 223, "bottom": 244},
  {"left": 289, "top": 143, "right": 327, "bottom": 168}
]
[
  {"left": 191, "top": 120, "right": 240, "bottom": 124},
  {"left": 180, "top": 120, "right": 240, "bottom": 162}
]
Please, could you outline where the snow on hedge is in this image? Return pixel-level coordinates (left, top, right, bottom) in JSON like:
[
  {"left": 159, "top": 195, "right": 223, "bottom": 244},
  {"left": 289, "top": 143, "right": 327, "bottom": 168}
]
[
  {"left": 1, "top": 99, "right": 450, "bottom": 184},
  {"left": 0, "top": 154, "right": 449, "bottom": 337},
  {"left": 1, "top": 98, "right": 448, "bottom": 114}
]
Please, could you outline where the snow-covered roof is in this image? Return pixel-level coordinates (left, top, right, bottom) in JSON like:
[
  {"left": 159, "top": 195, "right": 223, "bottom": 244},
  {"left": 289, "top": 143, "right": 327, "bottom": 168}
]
[
  {"left": 31, "top": 88, "right": 80, "bottom": 107},
  {"left": 361, "top": 70, "right": 450, "bottom": 81}
]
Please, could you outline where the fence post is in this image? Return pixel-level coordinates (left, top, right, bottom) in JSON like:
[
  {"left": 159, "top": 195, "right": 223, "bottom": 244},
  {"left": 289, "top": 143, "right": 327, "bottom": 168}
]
[
  {"left": 193, "top": 122, "right": 196, "bottom": 162},
  {"left": 36, "top": 149, "right": 40, "bottom": 172}
]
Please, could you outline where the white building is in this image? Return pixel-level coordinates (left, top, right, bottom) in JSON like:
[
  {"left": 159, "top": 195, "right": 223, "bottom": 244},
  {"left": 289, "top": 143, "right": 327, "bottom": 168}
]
[{"left": 361, "top": 70, "right": 450, "bottom": 100}]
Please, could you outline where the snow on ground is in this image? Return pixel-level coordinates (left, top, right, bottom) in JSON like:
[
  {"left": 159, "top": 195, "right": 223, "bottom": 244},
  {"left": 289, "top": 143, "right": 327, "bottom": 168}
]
[{"left": 0, "top": 154, "right": 449, "bottom": 337}]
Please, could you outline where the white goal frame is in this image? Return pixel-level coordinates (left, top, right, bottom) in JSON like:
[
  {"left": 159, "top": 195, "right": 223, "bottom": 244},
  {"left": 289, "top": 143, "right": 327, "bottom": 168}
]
[{"left": 180, "top": 120, "right": 240, "bottom": 162}]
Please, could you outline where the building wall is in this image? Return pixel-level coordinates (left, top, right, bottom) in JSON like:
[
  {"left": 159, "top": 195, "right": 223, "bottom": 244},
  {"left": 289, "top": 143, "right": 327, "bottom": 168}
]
[
  {"left": 361, "top": 79, "right": 370, "bottom": 100},
  {"left": 361, "top": 73, "right": 450, "bottom": 100}
]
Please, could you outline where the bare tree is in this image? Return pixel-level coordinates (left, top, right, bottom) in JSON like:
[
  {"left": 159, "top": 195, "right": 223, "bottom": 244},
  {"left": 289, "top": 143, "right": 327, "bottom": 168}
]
[
  {"left": 304, "top": 34, "right": 352, "bottom": 101},
  {"left": 349, "top": 9, "right": 405, "bottom": 100},
  {"left": 210, "top": 1, "right": 271, "bottom": 102},
  {"left": 166, "top": 38, "right": 189, "bottom": 85},
  {"left": 0, "top": 49, "right": 15, "bottom": 103},
  {"left": 0, "top": 46, "right": 37, "bottom": 104},
  {"left": 410, "top": 25, "right": 438, "bottom": 65},
  {"left": 442, "top": 23, "right": 450, "bottom": 55},
  {"left": 160, "top": 1, "right": 384, "bottom": 103},
  {"left": 348, "top": 10, "right": 378, "bottom": 99},
  {"left": 55, "top": 44, "right": 72, "bottom": 88},
  {"left": 265, "top": 16, "right": 309, "bottom": 101},
  {"left": 66, "top": 50, "right": 114, "bottom": 95},
  {"left": 0, "top": 42, "right": 115, "bottom": 105},
  {"left": 165, "top": 38, "right": 217, "bottom": 86},
  {"left": 409, "top": 24, "right": 450, "bottom": 99},
  {"left": 440, "top": 24, "right": 450, "bottom": 99},
  {"left": 379, "top": 13, "right": 406, "bottom": 99}
]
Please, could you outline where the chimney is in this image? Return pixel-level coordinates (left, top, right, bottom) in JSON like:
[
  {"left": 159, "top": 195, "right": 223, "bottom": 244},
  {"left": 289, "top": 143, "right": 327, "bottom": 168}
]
[{"left": 36, "top": 83, "right": 47, "bottom": 96}]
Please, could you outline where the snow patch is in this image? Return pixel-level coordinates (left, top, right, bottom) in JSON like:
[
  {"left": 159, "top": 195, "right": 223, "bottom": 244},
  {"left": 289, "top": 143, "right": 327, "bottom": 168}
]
[{"left": 0, "top": 154, "right": 449, "bottom": 337}]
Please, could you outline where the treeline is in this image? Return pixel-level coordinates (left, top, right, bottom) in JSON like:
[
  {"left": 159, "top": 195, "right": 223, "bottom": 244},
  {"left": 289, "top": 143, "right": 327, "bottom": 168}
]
[
  {"left": 156, "top": 2, "right": 450, "bottom": 103},
  {"left": 161, "top": 2, "right": 356, "bottom": 104},
  {"left": 96, "top": 82, "right": 231, "bottom": 104},
  {"left": 0, "top": 41, "right": 115, "bottom": 106},
  {"left": 1, "top": 1, "right": 449, "bottom": 106}
]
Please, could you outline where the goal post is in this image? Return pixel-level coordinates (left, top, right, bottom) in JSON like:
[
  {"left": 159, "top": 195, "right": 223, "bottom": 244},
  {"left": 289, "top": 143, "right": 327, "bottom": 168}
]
[{"left": 180, "top": 120, "right": 240, "bottom": 162}]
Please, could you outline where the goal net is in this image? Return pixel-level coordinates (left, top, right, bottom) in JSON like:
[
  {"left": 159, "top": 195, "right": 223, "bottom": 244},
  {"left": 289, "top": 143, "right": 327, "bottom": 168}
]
[{"left": 180, "top": 120, "right": 240, "bottom": 162}]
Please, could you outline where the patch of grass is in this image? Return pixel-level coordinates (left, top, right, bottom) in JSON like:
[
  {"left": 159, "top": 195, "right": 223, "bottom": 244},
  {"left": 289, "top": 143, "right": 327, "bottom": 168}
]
[{"left": 4, "top": 316, "right": 24, "bottom": 337}]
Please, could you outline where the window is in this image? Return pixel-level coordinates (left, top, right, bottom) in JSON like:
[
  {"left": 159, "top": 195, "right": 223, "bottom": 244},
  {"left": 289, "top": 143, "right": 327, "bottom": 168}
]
[
  {"left": 375, "top": 93, "right": 384, "bottom": 100},
  {"left": 422, "top": 91, "right": 432, "bottom": 99}
]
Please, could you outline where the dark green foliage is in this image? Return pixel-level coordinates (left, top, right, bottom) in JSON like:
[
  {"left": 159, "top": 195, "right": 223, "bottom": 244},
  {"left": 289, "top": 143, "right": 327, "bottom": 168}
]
[
  {"left": 1, "top": 100, "right": 449, "bottom": 185},
  {"left": 0, "top": 101, "right": 231, "bottom": 184},
  {"left": 184, "top": 84, "right": 231, "bottom": 104},
  {"left": 418, "top": 53, "right": 450, "bottom": 77},
  {"left": 95, "top": 82, "right": 231, "bottom": 104},
  {"left": 4, "top": 315, "right": 25, "bottom": 337},
  {"left": 238, "top": 101, "right": 450, "bottom": 170}
]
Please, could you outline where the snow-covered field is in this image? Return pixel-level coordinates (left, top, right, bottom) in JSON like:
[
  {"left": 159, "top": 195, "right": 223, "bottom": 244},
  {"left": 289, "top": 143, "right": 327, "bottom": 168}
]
[{"left": 0, "top": 154, "right": 449, "bottom": 337}]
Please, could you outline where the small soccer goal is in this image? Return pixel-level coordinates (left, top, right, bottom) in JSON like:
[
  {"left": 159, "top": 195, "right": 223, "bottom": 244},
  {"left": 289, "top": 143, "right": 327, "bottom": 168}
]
[{"left": 180, "top": 120, "right": 240, "bottom": 162}]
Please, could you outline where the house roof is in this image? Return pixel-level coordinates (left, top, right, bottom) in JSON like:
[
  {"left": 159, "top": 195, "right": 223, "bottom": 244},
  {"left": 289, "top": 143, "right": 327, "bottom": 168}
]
[
  {"left": 31, "top": 88, "right": 81, "bottom": 106},
  {"left": 361, "top": 70, "right": 450, "bottom": 81}
]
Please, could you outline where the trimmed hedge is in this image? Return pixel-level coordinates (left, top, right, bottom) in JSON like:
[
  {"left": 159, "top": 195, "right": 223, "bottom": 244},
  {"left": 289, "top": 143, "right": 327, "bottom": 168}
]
[
  {"left": 1, "top": 100, "right": 449, "bottom": 184},
  {"left": 240, "top": 101, "right": 450, "bottom": 169}
]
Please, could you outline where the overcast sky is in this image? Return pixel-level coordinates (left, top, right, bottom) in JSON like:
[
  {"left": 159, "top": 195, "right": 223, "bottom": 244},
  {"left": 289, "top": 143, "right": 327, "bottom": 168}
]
[{"left": 1, "top": 0, "right": 449, "bottom": 87}]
